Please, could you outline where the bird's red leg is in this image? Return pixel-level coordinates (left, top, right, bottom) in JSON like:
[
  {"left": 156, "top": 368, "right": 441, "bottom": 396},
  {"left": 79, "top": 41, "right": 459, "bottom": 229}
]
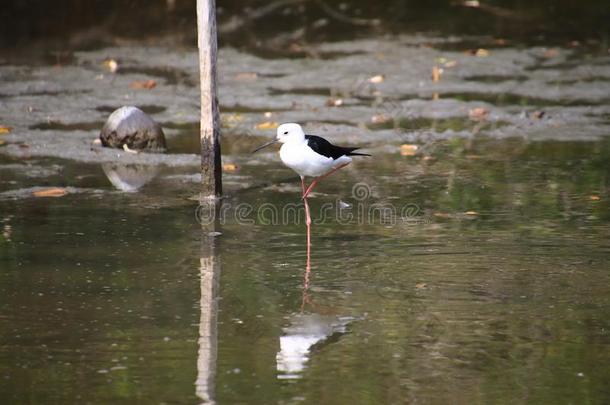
[
  {"left": 300, "top": 176, "right": 312, "bottom": 269},
  {"left": 300, "top": 176, "right": 307, "bottom": 197},
  {"left": 302, "top": 162, "right": 350, "bottom": 199},
  {"left": 303, "top": 195, "right": 311, "bottom": 251}
]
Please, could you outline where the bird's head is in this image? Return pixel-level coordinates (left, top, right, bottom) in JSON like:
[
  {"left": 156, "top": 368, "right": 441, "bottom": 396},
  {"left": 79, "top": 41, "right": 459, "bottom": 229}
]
[
  {"left": 275, "top": 123, "right": 305, "bottom": 144},
  {"left": 252, "top": 122, "right": 305, "bottom": 153}
]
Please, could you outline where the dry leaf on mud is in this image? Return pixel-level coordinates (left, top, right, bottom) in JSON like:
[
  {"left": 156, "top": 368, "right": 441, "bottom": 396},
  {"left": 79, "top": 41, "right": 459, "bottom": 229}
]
[
  {"left": 234, "top": 72, "right": 258, "bottom": 81},
  {"left": 222, "top": 163, "right": 238, "bottom": 172},
  {"left": 371, "top": 114, "right": 392, "bottom": 124},
  {"left": 434, "top": 212, "right": 451, "bottom": 218},
  {"left": 102, "top": 58, "right": 119, "bottom": 73},
  {"left": 415, "top": 283, "right": 427, "bottom": 289},
  {"left": 469, "top": 107, "right": 489, "bottom": 121},
  {"left": 368, "top": 75, "right": 385, "bottom": 84},
  {"left": 0, "top": 125, "right": 12, "bottom": 134},
  {"left": 462, "top": 0, "right": 480, "bottom": 7},
  {"left": 465, "top": 211, "right": 479, "bottom": 215},
  {"left": 122, "top": 144, "right": 139, "bottom": 154},
  {"left": 400, "top": 144, "right": 418, "bottom": 156},
  {"left": 543, "top": 48, "right": 559, "bottom": 59},
  {"left": 130, "top": 79, "right": 157, "bottom": 89},
  {"left": 325, "top": 97, "right": 343, "bottom": 107},
  {"left": 589, "top": 195, "right": 601, "bottom": 201},
  {"left": 33, "top": 188, "right": 68, "bottom": 198},
  {"left": 255, "top": 121, "right": 279, "bottom": 130},
  {"left": 431, "top": 66, "right": 442, "bottom": 82}
]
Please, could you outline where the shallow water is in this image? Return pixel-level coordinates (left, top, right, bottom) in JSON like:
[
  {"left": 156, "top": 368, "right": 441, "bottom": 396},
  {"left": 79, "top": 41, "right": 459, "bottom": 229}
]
[
  {"left": 1, "top": 135, "right": 609, "bottom": 403},
  {"left": 2, "top": 1, "right": 610, "bottom": 402}
]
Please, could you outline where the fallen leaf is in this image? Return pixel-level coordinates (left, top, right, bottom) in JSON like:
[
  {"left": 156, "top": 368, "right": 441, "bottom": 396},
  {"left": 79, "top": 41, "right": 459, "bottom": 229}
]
[
  {"left": 475, "top": 48, "right": 490, "bottom": 57},
  {"left": 0, "top": 125, "right": 11, "bottom": 134},
  {"left": 288, "top": 43, "right": 303, "bottom": 53},
  {"left": 462, "top": 0, "right": 480, "bottom": 7},
  {"left": 102, "top": 58, "right": 118, "bottom": 73},
  {"left": 431, "top": 66, "right": 442, "bottom": 82},
  {"left": 368, "top": 75, "right": 384, "bottom": 84},
  {"left": 33, "top": 188, "right": 68, "bottom": 198},
  {"left": 469, "top": 107, "right": 489, "bottom": 121},
  {"left": 543, "top": 48, "right": 559, "bottom": 59},
  {"left": 255, "top": 121, "right": 279, "bottom": 130},
  {"left": 465, "top": 211, "right": 478, "bottom": 215},
  {"left": 444, "top": 60, "right": 458, "bottom": 68},
  {"left": 434, "top": 212, "right": 451, "bottom": 218},
  {"left": 222, "top": 163, "right": 238, "bottom": 172},
  {"left": 415, "top": 283, "right": 427, "bottom": 289},
  {"left": 92, "top": 138, "right": 102, "bottom": 146},
  {"left": 400, "top": 144, "right": 418, "bottom": 156},
  {"left": 123, "top": 144, "right": 139, "bottom": 154},
  {"left": 325, "top": 97, "right": 343, "bottom": 107},
  {"left": 589, "top": 195, "right": 600, "bottom": 201},
  {"left": 221, "top": 113, "right": 244, "bottom": 128},
  {"left": 371, "top": 114, "right": 392, "bottom": 124},
  {"left": 234, "top": 72, "right": 258, "bottom": 81},
  {"left": 421, "top": 155, "right": 435, "bottom": 161},
  {"left": 130, "top": 79, "right": 156, "bottom": 90},
  {"left": 0, "top": 140, "right": 5, "bottom": 146},
  {"left": 263, "top": 111, "right": 273, "bottom": 118}
]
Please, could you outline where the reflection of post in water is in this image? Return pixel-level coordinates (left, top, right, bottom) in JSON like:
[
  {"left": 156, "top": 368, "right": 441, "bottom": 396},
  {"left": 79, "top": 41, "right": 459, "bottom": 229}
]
[{"left": 195, "top": 201, "right": 221, "bottom": 404}]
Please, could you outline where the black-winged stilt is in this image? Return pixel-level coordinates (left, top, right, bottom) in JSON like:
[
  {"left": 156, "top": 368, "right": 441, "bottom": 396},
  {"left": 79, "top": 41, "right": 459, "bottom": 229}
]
[{"left": 253, "top": 123, "right": 369, "bottom": 258}]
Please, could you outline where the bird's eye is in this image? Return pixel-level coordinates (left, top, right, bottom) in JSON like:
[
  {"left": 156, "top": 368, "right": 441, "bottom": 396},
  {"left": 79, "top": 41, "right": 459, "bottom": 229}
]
[{"left": 283, "top": 131, "right": 288, "bottom": 135}]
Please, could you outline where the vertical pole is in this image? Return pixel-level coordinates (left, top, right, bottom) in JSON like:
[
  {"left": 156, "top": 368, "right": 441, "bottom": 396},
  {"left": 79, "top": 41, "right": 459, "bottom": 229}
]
[{"left": 197, "top": 0, "right": 222, "bottom": 198}]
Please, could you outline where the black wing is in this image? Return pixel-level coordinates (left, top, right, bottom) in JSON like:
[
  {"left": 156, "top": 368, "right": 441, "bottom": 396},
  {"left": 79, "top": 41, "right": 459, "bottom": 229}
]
[{"left": 305, "top": 135, "right": 370, "bottom": 159}]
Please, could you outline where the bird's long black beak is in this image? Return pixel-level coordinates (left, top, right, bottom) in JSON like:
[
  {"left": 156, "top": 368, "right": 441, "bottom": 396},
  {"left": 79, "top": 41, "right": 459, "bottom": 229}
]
[{"left": 251, "top": 139, "right": 278, "bottom": 153}]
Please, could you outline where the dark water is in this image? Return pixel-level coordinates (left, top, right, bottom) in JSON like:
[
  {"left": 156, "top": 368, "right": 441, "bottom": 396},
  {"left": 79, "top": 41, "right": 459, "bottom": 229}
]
[
  {"left": 2, "top": 0, "right": 610, "bottom": 58},
  {"left": 1, "top": 136, "right": 609, "bottom": 403}
]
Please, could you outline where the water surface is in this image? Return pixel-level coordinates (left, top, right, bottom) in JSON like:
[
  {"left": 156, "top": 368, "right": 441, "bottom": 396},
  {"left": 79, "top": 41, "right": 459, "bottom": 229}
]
[{"left": 1, "top": 136, "right": 609, "bottom": 403}]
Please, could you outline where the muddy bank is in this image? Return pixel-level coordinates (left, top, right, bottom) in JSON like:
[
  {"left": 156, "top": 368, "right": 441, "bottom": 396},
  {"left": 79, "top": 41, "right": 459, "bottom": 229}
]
[{"left": 1, "top": 34, "right": 609, "bottom": 169}]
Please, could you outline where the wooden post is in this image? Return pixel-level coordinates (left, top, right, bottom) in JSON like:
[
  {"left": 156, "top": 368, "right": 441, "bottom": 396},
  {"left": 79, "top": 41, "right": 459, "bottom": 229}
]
[{"left": 197, "top": 0, "right": 222, "bottom": 197}]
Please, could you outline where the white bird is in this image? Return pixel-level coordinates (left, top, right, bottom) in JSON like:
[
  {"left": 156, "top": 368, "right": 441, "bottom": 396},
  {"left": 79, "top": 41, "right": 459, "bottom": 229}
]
[
  {"left": 253, "top": 123, "right": 369, "bottom": 199},
  {"left": 253, "top": 123, "right": 369, "bottom": 253}
]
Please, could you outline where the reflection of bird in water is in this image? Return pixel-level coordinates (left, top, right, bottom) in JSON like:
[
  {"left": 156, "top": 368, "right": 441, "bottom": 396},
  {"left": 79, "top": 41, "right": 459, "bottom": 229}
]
[
  {"left": 253, "top": 123, "right": 369, "bottom": 254},
  {"left": 276, "top": 313, "right": 354, "bottom": 379},
  {"left": 276, "top": 263, "right": 355, "bottom": 380},
  {"left": 101, "top": 163, "right": 159, "bottom": 192}
]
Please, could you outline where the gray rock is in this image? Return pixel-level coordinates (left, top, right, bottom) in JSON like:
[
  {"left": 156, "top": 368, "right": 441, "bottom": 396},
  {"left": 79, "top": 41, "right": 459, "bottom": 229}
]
[{"left": 99, "top": 106, "right": 167, "bottom": 152}]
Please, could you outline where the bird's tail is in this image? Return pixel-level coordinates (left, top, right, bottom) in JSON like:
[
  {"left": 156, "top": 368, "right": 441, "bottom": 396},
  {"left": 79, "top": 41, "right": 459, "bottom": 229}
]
[{"left": 345, "top": 147, "right": 371, "bottom": 157}]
